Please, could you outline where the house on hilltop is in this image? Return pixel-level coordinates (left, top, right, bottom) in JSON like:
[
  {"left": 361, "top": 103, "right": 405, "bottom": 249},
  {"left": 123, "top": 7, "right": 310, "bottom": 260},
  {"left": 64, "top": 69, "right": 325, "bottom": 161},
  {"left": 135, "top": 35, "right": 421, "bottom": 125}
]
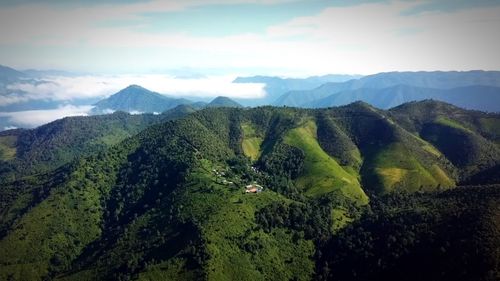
[{"left": 245, "top": 184, "right": 263, "bottom": 193}]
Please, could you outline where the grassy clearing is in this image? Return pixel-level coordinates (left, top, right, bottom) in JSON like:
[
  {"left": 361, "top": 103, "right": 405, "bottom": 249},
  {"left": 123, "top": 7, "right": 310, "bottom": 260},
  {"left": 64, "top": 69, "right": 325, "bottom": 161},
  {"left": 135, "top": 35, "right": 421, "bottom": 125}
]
[
  {"left": 283, "top": 119, "right": 368, "bottom": 204},
  {"left": 0, "top": 135, "right": 17, "bottom": 160},
  {"left": 422, "top": 144, "right": 442, "bottom": 157},
  {"left": 435, "top": 116, "right": 473, "bottom": 133},
  {"left": 241, "top": 122, "right": 263, "bottom": 161},
  {"left": 375, "top": 167, "right": 408, "bottom": 188},
  {"left": 368, "top": 143, "right": 454, "bottom": 193},
  {"left": 137, "top": 258, "right": 198, "bottom": 281},
  {"left": 331, "top": 208, "right": 353, "bottom": 233},
  {"left": 98, "top": 129, "right": 131, "bottom": 146}
]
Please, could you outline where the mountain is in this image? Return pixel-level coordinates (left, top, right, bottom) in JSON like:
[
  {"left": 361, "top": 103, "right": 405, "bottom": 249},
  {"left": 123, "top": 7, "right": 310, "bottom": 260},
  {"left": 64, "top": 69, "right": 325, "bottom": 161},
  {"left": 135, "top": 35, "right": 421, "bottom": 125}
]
[
  {"left": 0, "top": 106, "right": 197, "bottom": 182},
  {"left": 0, "top": 65, "right": 26, "bottom": 85},
  {"left": 275, "top": 71, "right": 500, "bottom": 110},
  {"left": 91, "top": 85, "right": 192, "bottom": 114},
  {"left": 388, "top": 100, "right": 500, "bottom": 180},
  {"left": 233, "top": 74, "right": 361, "bottom": 106},
  {"left": 206, "top": 96, "right": 242, "bottom": 108},
  {"left": 1, "top": 100, "right": 499, "bottom": 280},
  {"left": 306, "top": 84, "right": 500, "bottom": 112}
]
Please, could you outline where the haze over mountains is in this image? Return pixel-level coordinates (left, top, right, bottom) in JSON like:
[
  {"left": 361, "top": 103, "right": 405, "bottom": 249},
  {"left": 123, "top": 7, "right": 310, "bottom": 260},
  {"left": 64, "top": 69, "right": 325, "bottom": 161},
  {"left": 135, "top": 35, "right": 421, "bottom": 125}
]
[
  {"left": 273, "top": 71, "right": 500, "bottom": 110},
  {"left": 2, "top": 64, "right": 500, "bottom": 132}
]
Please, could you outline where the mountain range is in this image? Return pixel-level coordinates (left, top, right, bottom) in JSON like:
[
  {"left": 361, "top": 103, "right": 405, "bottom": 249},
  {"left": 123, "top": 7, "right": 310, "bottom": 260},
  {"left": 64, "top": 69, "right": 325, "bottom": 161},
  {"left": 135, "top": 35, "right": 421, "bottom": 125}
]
[
  {"left": 0, "top": 100, "right": 499, "bottom": 280},
  {"left": 233, "top": 74, "right": 362, "bottom": 106},
  {"left": 303, "top": 84, "right": 500, "bottom": 112},
  {"left": 3, "top": 65, "right": 500, "bottom": 132},
  {"left": 274, "top": 71, "right": 500, "bottom": 111},
  {"left": 91, "top": 85, "right": 242, "bottom": 114}
]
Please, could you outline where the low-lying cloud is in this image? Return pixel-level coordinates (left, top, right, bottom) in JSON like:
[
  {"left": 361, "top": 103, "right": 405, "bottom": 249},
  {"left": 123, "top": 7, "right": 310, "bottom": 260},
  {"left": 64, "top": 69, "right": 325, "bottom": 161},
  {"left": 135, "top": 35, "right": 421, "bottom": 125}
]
[
  {"left": 0, "top": 74, "right": 266, "bottom": 130},
  {"left": 0, "top": 105, "right": 93, "bottom": 128},
  {"left": 5, "top": 74, "right": 266, "bottom": 105}
]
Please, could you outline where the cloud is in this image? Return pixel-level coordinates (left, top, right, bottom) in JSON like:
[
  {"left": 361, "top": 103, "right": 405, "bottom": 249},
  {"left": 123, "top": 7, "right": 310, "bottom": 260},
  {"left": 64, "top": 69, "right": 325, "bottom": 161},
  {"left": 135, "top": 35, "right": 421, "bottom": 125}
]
[
  {"left": 5, "top": 74, "right": 266, "bottom": 104},
  {"left": 263, "top": 1, "right": 500, "bottom": 73},
  {"left": 0, "top": 0, "right": 297, "bottom": 45},
  {"left": 1, "top": 1, "right": 499, "bottom": 74},
  {"left": 0, "top": 93, "right": 33, "bottom": 106},
  {"left": 0, "top": 105, "right": 93, "bottom": 128}
]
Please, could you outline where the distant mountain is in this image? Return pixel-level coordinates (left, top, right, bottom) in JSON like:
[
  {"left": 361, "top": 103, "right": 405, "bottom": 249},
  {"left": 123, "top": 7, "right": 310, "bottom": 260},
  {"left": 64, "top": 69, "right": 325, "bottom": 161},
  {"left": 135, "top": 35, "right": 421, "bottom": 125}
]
[
  {"left": 206, "top": 96, "right": 242, "bottom": 108},
  {"left": 306, "top": 84, "right": 500, "bottom": 112},
  {"left": 275, "top": 71, "right": 500, "bottom": 110},
  {"left": 22, "top": 69, "right": 83, "bottom": 77},
  {"left": 91, "top": 85, "right": 192, "bottom": 114},
  {"left": 233, "top": 74, "right": 361, "bottom": 106},
  {"left": 0, "top": 65, "right": 26, "bottom": 85}
]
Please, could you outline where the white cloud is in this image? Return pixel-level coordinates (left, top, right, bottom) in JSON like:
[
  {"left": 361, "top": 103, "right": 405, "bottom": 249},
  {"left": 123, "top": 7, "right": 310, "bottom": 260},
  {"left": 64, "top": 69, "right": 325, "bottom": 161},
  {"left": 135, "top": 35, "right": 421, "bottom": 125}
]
[
  {"left": 0, "top": 93, "right": 33, "bottom": 106},
  {"left": 262, "top": 1, "right": 500, "bottom": 74},
  {"left": 1, "top": 1, "right": 499, "bottom": 74},
  {"left": 5, "top": 74, "right": 266, "bottom": 103},
  {"left": 129, "top": 110, "right": 144, "bottom": 115},
  {"left": 0, "top": 105, "right": 93, "bottom": 128},
  {"left": 0, "top": 0, "right": 296, "bottom": 45}
]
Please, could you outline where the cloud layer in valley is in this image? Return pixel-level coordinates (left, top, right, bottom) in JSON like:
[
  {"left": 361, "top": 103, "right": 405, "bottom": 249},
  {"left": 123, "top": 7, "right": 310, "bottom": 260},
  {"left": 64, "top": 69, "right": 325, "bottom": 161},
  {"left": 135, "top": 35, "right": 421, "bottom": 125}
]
[
  {"left": 0, "top": 74, "right": 265, "bottom": 129},
  {"left": 0, "top": 105, "right": 93, "bottom": 128},
  {"left": 3, "top": 74, "right": 266, "bottom": 104}
]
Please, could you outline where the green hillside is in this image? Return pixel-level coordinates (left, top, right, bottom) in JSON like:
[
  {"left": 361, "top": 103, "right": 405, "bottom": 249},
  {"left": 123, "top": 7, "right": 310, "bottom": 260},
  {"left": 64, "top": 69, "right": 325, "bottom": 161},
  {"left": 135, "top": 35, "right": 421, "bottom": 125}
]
[
  {"left": 0, "top": 106, "right": 196, "bottom": 183},
  {"left": 283, "top": 118, "right": 367, "bottom": 201},
  {"left": 1, "top": 101, "right": 500, "bottom": 280},
  {"left": 241, "top": 122, "right": 263, "bottom": 161},
  {"left": 0, "top": 134, "right": 17, "bottom": 160},
  {"left": 390, "top": 100, "right": 500, "bottom": 182}
]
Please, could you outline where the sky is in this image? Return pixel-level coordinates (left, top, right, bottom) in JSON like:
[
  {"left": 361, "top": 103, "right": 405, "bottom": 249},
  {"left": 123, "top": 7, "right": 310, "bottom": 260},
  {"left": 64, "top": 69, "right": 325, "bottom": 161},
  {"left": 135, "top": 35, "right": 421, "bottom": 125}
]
[
  {"left": 1, "top": 0, "right": 500, "bottom": 129},
  {"left": 0, "top": 0, "right": 500, "bottom": 75}
]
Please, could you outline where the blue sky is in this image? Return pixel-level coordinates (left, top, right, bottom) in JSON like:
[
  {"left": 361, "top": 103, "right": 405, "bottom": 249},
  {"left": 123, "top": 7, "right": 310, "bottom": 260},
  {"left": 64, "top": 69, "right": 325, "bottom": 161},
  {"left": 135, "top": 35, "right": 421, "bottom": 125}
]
[{"left": 0, "top": 0, "right": 500, "bottom": 75}]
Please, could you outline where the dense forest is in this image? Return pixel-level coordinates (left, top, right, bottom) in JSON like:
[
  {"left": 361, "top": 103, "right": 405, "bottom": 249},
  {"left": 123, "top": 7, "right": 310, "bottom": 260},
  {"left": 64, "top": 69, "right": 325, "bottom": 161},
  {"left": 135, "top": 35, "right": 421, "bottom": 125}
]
[{"left": 0, "top": 100, "right": 499, "bottom": 280}]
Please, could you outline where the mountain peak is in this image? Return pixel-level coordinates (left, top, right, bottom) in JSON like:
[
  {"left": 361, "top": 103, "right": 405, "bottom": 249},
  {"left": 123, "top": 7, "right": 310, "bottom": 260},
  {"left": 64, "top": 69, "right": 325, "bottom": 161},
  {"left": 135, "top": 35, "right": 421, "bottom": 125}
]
[
  {"left": 92, "top": 85, "right": 192, "bottom": 114},
  {"left": 207, "top": 96, "right": 242, "bottom": 108},
  {"left": 118, "top": 84, "right": 152, "bottom": 94}
]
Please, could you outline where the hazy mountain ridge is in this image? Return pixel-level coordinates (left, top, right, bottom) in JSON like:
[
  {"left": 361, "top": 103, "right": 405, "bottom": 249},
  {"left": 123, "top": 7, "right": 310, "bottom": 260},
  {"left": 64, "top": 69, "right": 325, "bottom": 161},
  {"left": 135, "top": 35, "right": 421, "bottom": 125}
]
[
  {"left": 233, "top": 74, "right": 361, "bottom": 106},
  {"left": 275, "top": 71, "right": 500, "bottom": 111},
  {"left": 305, "top": 84, "right": 500, "bottom": 112}
]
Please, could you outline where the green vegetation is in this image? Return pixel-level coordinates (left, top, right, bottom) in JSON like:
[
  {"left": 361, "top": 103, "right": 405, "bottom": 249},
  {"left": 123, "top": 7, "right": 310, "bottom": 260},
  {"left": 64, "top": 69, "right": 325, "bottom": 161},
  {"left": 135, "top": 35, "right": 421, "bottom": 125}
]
[
  {"left": 435, "top": 116, "right": 473, "bottom": 132},
  {"left": 0, "top": 135, "right": 16, "bottom": 160},
  {"left": 318, "top": 185, "right": 500, "bottom": 281},
  {"left": 1, "top": 100, "right": 500, "bottom": 280},
  {"left": 283, "top": 119, "right": 367, "bottom": 202},
  {"left": 241, "top": 122, "right": 263, "bottom": 161},
  {"left": 364, "top": 143, "right": 454, "bottom": 193}
]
